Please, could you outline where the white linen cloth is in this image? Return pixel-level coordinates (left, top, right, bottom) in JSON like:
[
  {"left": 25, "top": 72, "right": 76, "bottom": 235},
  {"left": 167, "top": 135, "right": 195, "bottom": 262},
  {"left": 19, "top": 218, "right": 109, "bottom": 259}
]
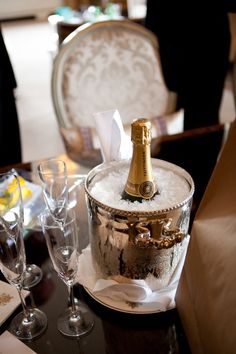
[
  {"left": 0, "top": 281, "right": 29, "bottom": 326},
  {"left": 93, "top": 109, "right": 132, "bottom": 162},
  {"left": 0, "top": 331, "right": 36, "bottom": 354},
  {"left": 77, "top": 236, "right": 190, "bottom": 311}
]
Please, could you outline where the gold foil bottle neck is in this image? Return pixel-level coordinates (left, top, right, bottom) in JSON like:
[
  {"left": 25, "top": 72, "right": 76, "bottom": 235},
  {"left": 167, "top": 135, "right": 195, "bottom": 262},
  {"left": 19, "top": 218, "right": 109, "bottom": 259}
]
[
  {"left": 122, "top": 118, "right": 158, "bottom": 202},
  {"left": 131, "top": 118, "right": 152, "bottom": 145}
]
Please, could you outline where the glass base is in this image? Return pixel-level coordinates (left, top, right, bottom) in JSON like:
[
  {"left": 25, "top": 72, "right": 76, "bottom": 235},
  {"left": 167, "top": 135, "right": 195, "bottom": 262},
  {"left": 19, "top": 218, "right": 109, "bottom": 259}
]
[
  {"left": 10, "top": 308, "right": 47, "bottom": 340},
  {"left": 58, "top": 301, "right": 94, "bottom": 337},
  {"left": 22, "top": 264, "right": 43, "bottom": 289}
]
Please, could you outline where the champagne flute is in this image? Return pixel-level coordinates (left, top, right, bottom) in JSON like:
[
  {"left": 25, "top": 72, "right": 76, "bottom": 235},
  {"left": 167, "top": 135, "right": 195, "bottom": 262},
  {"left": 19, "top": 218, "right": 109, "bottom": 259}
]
[
  {"left": 37, "top": 159, "right": 68, "bottom": 227},
  {"left": 37, "top": 160, "right": 81, "bottom": 307},
  {"left": 39, "top": 207, "right": 94, "bottom": 337},
  {"left": 0, "top": 178, "right": 47, "bottom": 339},
  {"left": 0, "top": 170, "right": 42, "bottom": 289}
]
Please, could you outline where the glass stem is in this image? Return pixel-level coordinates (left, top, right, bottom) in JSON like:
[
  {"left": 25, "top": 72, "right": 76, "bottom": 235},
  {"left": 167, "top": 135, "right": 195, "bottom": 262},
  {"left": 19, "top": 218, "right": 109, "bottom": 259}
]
[
  {"left": 17, "top": 285, "right": 31, "bottom": 322},
  {"left": 68, "top": 284, "right": 76, "bottom": 315}
]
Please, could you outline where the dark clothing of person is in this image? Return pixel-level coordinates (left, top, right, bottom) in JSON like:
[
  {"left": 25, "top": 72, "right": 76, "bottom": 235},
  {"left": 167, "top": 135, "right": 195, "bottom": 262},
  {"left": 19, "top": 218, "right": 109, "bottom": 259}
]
[
  {"left": 145, "top": 1, "right": 231, "bottom": 130},
  {"left": 0, "top": 25, "right": 22, "bottom": 167}
]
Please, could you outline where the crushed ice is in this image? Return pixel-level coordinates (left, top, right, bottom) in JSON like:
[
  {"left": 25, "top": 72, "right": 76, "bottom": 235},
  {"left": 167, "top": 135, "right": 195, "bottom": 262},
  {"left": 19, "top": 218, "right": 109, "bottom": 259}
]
[{"left": 89, "top": 166, "right": 190, "bottom": 211}]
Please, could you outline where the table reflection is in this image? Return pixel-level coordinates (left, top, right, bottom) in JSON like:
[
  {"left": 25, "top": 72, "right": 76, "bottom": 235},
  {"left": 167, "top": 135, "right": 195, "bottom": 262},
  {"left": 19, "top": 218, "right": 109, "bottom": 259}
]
[{"left": 0, "top": 162, "right": 191, "bottom": 354}]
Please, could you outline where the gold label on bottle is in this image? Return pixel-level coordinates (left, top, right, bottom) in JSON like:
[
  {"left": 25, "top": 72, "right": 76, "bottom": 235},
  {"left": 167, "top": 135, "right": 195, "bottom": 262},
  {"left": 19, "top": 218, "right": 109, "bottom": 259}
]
[
  {"left": 139, "top": 181, "right": 155, "bottom": 198},
  {"left": 125, "top": 180, "right": 155, "bottom": 199}
]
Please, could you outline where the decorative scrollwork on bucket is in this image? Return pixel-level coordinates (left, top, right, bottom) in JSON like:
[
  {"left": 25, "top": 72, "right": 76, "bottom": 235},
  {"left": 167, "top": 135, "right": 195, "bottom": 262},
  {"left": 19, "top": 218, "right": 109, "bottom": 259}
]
[{"left": 134, "top": 218, "right": 184, "bottom": 249}]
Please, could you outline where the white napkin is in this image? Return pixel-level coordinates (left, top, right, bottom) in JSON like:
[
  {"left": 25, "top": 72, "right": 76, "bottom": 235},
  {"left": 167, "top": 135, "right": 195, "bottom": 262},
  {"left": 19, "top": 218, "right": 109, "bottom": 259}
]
[
  {"left": 0, "top": 331, "right": 37, "bottom": 354},
  {"left": 93, "top": 109, "right": 132, "bottom": 162},
  {"left": 77, "top": 236, "right": 190, "bottom": 311},
  {"left": 0, "top": 281, "right": 29, "bottom": 326}
]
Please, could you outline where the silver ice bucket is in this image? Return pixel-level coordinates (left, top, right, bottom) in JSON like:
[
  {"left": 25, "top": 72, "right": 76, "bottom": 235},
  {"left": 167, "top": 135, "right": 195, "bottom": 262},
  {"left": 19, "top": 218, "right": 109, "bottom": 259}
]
[{"left": 85, "top": 159, "right": 194, "bottom": 285}]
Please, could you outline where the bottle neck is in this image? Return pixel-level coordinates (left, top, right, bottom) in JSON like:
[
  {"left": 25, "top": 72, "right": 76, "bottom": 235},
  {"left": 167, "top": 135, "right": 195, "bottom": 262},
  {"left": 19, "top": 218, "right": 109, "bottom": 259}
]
[
  {"left": 129, "top": 143, "right": 153, "bottom": 181},
  {"left": 124, "top": 143, "right": 155, "bottom": 199}
]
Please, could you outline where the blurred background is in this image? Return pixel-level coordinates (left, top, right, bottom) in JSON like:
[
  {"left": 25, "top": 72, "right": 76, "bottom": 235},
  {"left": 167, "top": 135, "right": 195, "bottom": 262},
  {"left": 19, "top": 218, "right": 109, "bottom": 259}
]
[{"left": 0, "top": 1, "right": 235, "bottom": 164}]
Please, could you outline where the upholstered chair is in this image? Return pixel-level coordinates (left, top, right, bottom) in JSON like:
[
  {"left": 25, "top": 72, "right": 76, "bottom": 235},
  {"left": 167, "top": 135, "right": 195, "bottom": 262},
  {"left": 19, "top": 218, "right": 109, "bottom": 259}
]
[{"left": 51, "top": 19, "right": 181, "bottom": 167}]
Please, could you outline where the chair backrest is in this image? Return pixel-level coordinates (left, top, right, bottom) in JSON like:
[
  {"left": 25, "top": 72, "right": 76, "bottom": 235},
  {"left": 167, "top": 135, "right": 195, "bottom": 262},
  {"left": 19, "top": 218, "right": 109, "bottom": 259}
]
[{"left": 51, "top": 19, "right": 177, "bottom": 166}]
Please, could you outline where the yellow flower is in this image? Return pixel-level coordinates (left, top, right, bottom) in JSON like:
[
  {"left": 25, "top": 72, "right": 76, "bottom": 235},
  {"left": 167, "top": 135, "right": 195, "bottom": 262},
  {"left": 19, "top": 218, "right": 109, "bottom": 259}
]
[{"left": 0, "top": 176, "right": 32, "bottom": 212}]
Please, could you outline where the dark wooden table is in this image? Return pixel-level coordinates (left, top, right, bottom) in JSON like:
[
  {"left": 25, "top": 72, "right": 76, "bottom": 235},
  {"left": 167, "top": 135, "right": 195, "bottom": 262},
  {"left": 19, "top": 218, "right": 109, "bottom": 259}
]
[{"left": 0, "top": 159, "right": 191, "bottom": 354}]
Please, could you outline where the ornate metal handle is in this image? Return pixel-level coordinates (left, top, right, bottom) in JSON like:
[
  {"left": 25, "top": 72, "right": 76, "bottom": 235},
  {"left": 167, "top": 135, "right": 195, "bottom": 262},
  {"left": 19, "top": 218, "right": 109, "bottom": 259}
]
[{"left": 134, "top": 218, "right": 184, "bottom": 249}]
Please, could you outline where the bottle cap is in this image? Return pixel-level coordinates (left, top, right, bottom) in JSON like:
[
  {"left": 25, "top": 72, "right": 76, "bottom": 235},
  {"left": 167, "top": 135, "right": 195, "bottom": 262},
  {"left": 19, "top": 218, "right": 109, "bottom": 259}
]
[{"left": 131, "top": 118, "right": 152, "bottom": 145}]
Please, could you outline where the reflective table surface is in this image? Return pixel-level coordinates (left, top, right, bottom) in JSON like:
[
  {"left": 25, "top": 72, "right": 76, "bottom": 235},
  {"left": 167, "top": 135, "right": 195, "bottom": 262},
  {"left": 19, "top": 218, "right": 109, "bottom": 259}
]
[{"left": 0, "top": 160, "right": 191, "bottom": 354}]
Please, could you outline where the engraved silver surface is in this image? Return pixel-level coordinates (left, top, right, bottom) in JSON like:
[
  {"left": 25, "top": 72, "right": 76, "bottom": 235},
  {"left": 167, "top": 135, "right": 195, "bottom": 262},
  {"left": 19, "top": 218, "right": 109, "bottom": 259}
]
[{"left": 85, "top": 159, "right": 194, "bottom": 284}]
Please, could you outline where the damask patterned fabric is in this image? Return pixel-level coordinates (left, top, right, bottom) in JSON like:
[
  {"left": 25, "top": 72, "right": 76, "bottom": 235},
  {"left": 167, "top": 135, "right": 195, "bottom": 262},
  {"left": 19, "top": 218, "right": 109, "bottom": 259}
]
[
  {"left": 52, "top": 20, "right": 178, "bottom": 166},
  {"left": 53, "top": 21, "right": 176, "bottom": 127}
]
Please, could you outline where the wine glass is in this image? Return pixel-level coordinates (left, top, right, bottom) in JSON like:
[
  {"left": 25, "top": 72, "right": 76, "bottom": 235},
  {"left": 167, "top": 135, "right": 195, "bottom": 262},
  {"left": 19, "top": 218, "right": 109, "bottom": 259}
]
[
  {"left": 39, "top": 207, "right": 94, "bottom": 337},
  {"left": 0, "top": 194, "right": 47, "bottom": 339},
  {"left": 37, "top": 163, "right": 84, "bottom": 308},
  {"left": 0, "top": 170, "right": 43, "bottom": 289},
  {"left": 37, "top": 159, "right": 68, "bottom": 227},
  {"left": 22, "top": 263, "right": 43, "bottom": 289}
]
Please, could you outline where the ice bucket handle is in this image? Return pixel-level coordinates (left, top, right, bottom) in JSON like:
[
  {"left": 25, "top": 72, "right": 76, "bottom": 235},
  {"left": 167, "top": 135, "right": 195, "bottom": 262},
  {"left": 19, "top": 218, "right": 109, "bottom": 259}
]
[{"left": 134, "top": 219, "right": 184, "bottom": 249}]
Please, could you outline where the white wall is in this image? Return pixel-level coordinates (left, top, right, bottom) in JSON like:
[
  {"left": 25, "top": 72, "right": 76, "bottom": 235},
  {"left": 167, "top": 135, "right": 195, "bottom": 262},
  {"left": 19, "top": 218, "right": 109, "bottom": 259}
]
[
  {"left": 127, "top": 0, "right": 146, "bottom": 19},
  {"left": 0, "top": 0, "right": 63, "bottom": 20}
]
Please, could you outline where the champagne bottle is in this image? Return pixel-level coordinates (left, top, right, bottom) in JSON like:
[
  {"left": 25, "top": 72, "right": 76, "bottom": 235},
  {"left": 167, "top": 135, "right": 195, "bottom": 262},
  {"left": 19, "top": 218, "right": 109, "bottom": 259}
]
[{"left": 122, "top": 118, "right": 158, "bottom": 202}]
